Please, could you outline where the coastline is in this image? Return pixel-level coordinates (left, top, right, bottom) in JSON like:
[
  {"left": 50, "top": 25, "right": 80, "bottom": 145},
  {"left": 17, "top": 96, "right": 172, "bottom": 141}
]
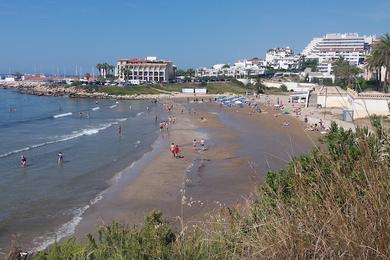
[
  {"left": 0, "top": 86, "right": 321, "bottom": 253},
  {"left": 68, "top": 98, "right": 318, "bottom": 246}
]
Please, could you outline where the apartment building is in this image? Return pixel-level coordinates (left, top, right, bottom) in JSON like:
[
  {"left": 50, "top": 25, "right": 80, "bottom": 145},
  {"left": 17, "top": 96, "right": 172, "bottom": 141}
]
[
  {"left": 115, "top": 56, "right": 176, "bottom": 83},
  {"left": 301, "top": 33, "right": 375, "bottom": 65},
  {"left": 195, "top": 58, "right": 266, "bottom": 79},
  {"left": 265, "top": 47, "right": 300, "bottom": 70}
]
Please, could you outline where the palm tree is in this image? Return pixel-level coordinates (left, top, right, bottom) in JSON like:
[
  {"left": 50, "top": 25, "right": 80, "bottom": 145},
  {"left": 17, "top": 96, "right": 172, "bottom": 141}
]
[
  {"left": 96, "top": 63, "right": 103, "bottom": 78},
  {"left": 333, "top": 58, "right": 362, "bottom": 89},
  {"left": 366, "top": 51, "right": 384, "bottom": 91},
  {"left": 377, "top": 33, "right": 390, "bottom": 91}
]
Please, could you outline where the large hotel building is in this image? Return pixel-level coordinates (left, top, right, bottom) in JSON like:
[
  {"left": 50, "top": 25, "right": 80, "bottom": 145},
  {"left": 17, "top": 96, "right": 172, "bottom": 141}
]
[
  {"left": 302, "top": 33, "right": 375, "bottom": 65},
  {"left": 115, "top": 56, "right": 176, "bottom": 83}
]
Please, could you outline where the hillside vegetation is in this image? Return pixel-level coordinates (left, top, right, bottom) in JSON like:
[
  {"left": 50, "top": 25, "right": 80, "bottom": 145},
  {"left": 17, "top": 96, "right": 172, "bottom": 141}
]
[{"left": 22, "top": 117, "right": 390, "bottom": 259}]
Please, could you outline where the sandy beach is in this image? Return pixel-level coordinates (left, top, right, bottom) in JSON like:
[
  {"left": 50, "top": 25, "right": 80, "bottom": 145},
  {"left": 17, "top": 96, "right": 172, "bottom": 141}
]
[{"left": 71, "top": 97, "right": 318, "bottom": 241}]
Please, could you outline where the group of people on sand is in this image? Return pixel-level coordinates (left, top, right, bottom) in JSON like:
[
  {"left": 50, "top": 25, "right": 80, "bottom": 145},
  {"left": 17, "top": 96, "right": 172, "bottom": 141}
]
[
  {"left": 170, "top": 143, "right": 182, "bottom": 158},
  {"left": 304, "top": 116, "right": 326, "bottom": 132},
  {"left": 159, "top": 121, "right": 170, "bottom": 132},
  {"left": 193, "top": 138, "right": 207, "bottom": 150},
  {"left": 20, "top": 152, "right": 64, "bottom": 168}
]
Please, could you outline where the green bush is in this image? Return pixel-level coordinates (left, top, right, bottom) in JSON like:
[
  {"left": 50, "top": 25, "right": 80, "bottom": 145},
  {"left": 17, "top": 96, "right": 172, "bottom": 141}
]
[{"left": 33, "top": 119, "right": 390, "bottom": 259}]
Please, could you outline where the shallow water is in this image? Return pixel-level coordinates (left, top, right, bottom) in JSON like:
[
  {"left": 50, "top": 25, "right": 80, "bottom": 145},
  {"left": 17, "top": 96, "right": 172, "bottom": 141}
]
[{"left": 0, "top": 89, "right": 165, "bottom": 252}]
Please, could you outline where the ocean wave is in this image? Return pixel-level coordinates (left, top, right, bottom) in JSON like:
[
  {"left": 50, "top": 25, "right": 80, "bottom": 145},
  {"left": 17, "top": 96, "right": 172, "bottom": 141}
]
[
  {"left": 117, "top": 118, "right": 127, "bottom": 122},
  {"left": 0, "top": 121, "right": 120, "bottom": 159},
  {"left": 31, "top": 189, "right": 107, "bottom": 252},
  {"left": 109, "top": 104, "right": 117, "bottom": 109},
  {"left": 91, "top": 106, "right": 100, "bottom": 111},
  {"left": 136, "top": 112, "right": 144, "bottom": 117},
  {"left": 53, "top": 112, "right": 72, "bottom": 119},
  {"left": 31, "top": 205, "right": 90, "bottom": 252}
]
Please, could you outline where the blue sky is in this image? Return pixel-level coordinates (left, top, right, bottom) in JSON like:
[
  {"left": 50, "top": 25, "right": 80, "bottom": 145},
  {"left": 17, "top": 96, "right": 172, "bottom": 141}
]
[{"left": 0, "top": 0, "right": 389, "bottom": 74}]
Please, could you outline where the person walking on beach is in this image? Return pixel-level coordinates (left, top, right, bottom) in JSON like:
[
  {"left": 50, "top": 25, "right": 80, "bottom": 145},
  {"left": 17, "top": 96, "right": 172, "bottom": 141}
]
[
  {"left": 174, "top": 144, "right": 181, "bottom": 158},
  {"left": 58, "top": 152, "right": 64, "bottom": 165},
  {"left": 118, "top": 125, "right": 122, "bottom": 135},
  {"left": 200, "top": 138, "right": 205, "bottom": 147},
  {"left": 170, "top": 143, "right": 176, "bottom": 158},
  {"left": 159, "top": 122, "right": 164, "bottom": 132},
  {"left": 20, "top": 155, "right": 27, "bottom": 167},
  {"left": 193, "top": 139, "right": 197, "bottom": 149}
]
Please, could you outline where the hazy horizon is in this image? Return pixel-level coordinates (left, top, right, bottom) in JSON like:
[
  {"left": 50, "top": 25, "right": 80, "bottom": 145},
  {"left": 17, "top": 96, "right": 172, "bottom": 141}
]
[{"left": 1, "top": 0, "right": 389, "bottom": 74}]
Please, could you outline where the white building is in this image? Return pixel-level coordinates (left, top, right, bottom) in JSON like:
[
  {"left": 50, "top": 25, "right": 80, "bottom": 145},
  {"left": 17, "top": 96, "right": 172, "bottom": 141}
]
[
  {"left": 302, "top": 33, "right": 375, "bottom": 65},
  {"left": 265, "top": 47, "right": 300, "bottom": 70},
  {"left": 195, "top": 58, "right": 266, "bottom": 79},
  {"left": 115, "top": 56, "right": 176, "bottom": 83}
]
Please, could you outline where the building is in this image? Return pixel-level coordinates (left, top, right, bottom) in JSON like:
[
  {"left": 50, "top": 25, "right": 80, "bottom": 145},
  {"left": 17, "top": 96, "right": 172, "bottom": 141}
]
[
  {"left": 115, "top": 56, "right": 176, "bottom": 83},
  {"left": 195, "top": 58, "right": 266, "bottom": 79},
  {"left": 302, "top": 33, "right": 375, "bottom": 66},
  {"left": 265, "top": 47, "right": 300, "bottom": 70}
]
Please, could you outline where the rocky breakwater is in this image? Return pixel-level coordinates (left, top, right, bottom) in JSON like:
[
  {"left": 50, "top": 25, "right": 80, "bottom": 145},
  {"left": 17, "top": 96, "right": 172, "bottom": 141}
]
[
  {"left": 0, "top": 81, "right": 173, "bottom": 100},
  {"left": 0, "top": 81, "right": 86, "bottom": 97}
]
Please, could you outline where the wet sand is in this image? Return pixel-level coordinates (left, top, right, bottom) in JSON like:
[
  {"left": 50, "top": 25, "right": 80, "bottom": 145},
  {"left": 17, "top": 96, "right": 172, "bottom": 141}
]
[{"left": 73, "top": 98, "right": 318, "bottom": 240}]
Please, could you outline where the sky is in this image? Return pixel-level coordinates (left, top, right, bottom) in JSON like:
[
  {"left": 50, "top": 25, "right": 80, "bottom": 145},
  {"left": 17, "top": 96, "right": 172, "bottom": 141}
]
[{"left": 0, "top": 0, "right": 389, "bottom": 75}]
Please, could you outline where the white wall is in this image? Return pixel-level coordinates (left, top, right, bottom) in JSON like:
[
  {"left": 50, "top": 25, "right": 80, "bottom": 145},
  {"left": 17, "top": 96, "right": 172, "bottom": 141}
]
[
  {"left": 347, "top": 95, "right": 390, "bottom": 119},
  {"left": 263, "top": 81, "right": 316, "bottom": 92},
  {"left": 317, "top": 95, "right": 349, "bottom": 108}
]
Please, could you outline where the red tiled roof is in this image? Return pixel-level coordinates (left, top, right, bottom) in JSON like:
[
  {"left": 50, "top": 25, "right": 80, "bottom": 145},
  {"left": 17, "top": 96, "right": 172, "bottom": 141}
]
[{"left": 127, "top": 58, "right": 146, "bottom": 63}]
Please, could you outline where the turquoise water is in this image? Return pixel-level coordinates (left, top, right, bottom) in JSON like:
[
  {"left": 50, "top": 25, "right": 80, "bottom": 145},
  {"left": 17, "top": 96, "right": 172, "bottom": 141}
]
[{"left": 0, "top": 89, "right": 165, "bottom": 252}]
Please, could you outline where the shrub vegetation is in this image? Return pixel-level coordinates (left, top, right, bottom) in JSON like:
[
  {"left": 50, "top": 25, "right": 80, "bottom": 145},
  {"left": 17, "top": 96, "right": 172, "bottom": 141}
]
[{"left": 32, "top": 117, "right": 390, "bottom": 259}]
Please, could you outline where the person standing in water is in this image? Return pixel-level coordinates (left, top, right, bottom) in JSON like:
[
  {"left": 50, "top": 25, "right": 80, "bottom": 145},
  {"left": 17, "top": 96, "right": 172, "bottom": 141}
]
[
  {"left": 118, "top": 125, "right": 122, "bottom": 135},
  {"left": 20, "top": 155, "right": 27, "bottom": 167},
  {"left": 58, "top": 152, "right": 64, "bottom": 165}
]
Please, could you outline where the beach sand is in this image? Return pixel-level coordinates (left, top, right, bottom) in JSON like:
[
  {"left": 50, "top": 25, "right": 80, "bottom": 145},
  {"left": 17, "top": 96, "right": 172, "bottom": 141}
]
[{"left": 73, "top": 98, "right": 318, "bottom": 240}]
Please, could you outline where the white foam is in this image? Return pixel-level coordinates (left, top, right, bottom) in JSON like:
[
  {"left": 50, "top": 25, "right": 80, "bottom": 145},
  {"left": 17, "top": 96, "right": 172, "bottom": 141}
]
[
  {"left": 109, "top": 104, "right": 117, "bottom": 109},
  {"left": 53, "top": 112, "right": 72, "bottom": 119},
  {"left": 91, "top": 107, "right": 100, "bottom": 111},
  {"left": 31, "top": 205, "right": 90, "bottom": 252},
  {"left": 136, "top": 112, "right": 144, "bottom": 117},
  {"left": 0, "top": 147, "right": 31, "bottom": 158},
  {"left": 0, "top": 121, "right": 121, "bottom": 159},
  {"left": 118, "top": 118, "right": 127, "bottom": 122}
]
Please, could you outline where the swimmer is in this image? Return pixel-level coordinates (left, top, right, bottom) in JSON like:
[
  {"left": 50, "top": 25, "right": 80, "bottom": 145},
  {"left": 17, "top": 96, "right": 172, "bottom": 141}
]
[
  {"left": 58, "top": 152, "right": 64, "bottom": 164},
  {"left": 20, "top": 155, "right": 27, "bottom": 167}
]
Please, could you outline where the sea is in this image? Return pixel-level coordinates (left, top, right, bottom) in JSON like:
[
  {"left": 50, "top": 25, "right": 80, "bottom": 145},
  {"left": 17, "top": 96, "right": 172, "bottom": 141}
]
[{"left": 0, "top": 88, "right": 166, "bottom": 253}]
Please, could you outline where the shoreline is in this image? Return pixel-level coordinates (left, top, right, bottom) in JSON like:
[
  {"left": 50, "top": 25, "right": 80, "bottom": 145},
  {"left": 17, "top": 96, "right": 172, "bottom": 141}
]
[
  {"left": 67, "top": 98, "right": 318, "bottom": 248},
  {"left": 1, "top": 85, "right": 321, "bottom": 254}
]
